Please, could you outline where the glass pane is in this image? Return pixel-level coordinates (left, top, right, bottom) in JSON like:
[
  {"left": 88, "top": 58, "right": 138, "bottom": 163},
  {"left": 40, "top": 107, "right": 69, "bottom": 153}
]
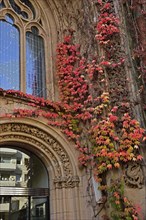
[
  {"left": 0, "top": 16, "right": 20, "bottom": 90},
  {"left": 26, "top": 28, "right": 46, "bottom": 98},
  {"left": 10, "top": 197, "right": 29, "bottom": 220},
  {"left": 0, "top": 196, "right": 10, "bottom": 220},
  {"left": 0, "top": 148, "right": 48, "bottom": 188},
  {"left": 31, "top": 197, "right": 48, "bottom": 220}
]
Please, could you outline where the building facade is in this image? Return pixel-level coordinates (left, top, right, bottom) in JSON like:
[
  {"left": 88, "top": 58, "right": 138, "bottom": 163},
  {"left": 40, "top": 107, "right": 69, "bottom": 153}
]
[{"left": 0, "top": 0, "right": 146, "bottom": 220}]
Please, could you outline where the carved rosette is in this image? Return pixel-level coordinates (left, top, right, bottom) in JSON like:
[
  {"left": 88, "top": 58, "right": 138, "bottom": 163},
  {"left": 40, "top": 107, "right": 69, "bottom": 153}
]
[
  {"left": 124, "top": 162, "right": 144, "bottom": 189},
  {"left": 0, "top": 122, "right": 80, "bottom": 189}
]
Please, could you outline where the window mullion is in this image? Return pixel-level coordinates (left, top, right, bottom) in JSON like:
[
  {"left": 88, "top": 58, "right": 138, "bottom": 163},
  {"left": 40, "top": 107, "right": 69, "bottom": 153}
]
[{"left": 20, "top": 28, "right": 26, "bottom": 93}]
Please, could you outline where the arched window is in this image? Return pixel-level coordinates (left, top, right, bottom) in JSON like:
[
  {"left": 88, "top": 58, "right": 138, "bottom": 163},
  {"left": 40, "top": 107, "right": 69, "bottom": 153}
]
[
  {"left": 0, "top": 0, "right": 47, "bottom": 97},
  {"left": 26, "top": 27, "right": 46, "bottom": 97},
  {"left": 0, "top": 15, "right": 20, "bottom": 90}
]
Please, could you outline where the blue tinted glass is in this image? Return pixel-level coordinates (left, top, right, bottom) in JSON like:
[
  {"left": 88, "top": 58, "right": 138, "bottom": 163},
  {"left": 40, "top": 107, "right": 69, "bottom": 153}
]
[
  {"left": 26, "top": 28, "right": 46, "bottom": 97},
  {"left": 5, "top": 14, "right": 14, "bottom": 24},
  {"left": 0, "top": 18, "right": 20, "bottom": 90}
]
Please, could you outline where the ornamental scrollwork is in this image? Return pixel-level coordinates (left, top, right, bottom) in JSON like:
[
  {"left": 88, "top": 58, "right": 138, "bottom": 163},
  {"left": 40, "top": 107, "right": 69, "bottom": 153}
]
[
  {"left": 53, "top": 175, "right": 80, "bottom": 189},
  {"left": 124, "top": 162, "right": 144, "bottom": 189}
]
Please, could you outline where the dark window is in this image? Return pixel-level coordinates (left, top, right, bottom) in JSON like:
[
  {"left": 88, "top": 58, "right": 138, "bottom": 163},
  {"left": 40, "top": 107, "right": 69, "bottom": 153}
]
[
  {"left": 26, "top": 27, "right": 46, "bottom": 97},
  {"left": 17, "top": 159, "right": 21, "bottom": 164},
  {"left": 0, "top": 0, "right": 5, "bottom": 9}
]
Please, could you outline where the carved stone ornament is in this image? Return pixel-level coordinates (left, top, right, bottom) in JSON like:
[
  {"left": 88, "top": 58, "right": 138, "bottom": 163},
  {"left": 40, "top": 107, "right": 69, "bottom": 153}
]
[
  {"left": 54, "top": 175, "right": 80, "bottom": 189},
  {"left": 124, "top": 162, "right": 144, "bottom": 189},
  {"left": 0, "top": 122, "right": 80, "bottom": 189}
]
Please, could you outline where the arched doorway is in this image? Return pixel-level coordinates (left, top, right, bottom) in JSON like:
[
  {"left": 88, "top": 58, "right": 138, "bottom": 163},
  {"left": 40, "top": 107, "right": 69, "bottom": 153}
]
[
  {"left": 0, "top": 119, "right": 81, "bottom": 220},
  {"left": 0, "top": 147, "right": 49, "bottom": 220}
]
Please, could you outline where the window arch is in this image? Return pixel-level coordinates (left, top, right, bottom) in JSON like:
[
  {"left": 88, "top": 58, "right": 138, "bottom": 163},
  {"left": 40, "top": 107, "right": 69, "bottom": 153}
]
[{"left": 0, "top": 0, "right": 47, "bottom": 97}]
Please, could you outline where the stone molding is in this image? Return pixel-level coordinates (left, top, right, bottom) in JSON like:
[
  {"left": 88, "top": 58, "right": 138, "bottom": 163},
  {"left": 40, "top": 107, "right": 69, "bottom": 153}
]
[{"left": 0, "top": 122, "right": 80, "bottom": 189}]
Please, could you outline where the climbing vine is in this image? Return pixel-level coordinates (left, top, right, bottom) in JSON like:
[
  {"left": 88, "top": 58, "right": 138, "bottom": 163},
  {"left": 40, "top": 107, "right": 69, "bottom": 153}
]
[
  {"left": 108, "top": 180, "right": 141, "bottom": 220},
  {"left": 0, "top": 0, "right": 145, "bottom": 219}
]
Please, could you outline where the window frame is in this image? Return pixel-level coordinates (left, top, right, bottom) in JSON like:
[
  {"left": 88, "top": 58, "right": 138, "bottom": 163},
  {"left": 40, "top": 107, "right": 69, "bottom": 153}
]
[{"left": 0, "top": 1, "right": 49, "bottom": 98}]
